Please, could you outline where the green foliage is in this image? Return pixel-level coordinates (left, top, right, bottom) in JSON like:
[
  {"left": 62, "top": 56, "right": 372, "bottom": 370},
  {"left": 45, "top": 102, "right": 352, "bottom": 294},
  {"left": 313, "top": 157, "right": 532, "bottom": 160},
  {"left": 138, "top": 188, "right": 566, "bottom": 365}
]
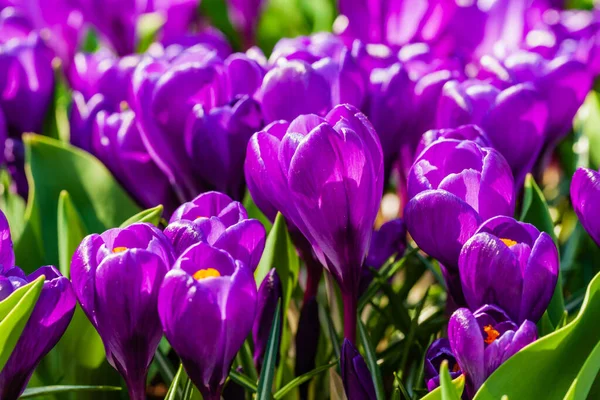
[
  {"left": 15, "top": 134, "right": 140, "bottom": 272},
  {"left": 0, "top": 276, "right": 44, "bottom": 372},
  {"left": 256, "top": 301, "right": 282, "bottom": 400},
  {"left": 473, "top": 271, "right": 600, "bottom": 400},
  {"left": 20, "top": 385, "right": 121, "bottom": 399}
]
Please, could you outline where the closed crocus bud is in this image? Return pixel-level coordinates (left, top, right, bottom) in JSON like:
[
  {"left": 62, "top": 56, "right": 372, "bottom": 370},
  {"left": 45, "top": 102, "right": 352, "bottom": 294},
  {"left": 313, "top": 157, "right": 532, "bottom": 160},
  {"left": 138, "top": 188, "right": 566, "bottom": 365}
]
[
  {"left": 294, "top": 296, "right": 320, "bottom": 399},
  {"left": 405, "top": 139, "right": 515, "bottom": 267},
  {"left": 571, "top": 168, "right": 600, "bottom": 247},
  {"left": 0, "top": 266, "right": 76, "bottom": 399},
  {"left": 424, "top": 338, "right": 461, "bottom": 392},
  {"left": 70, "top": 223, "right": 175, "bottom": 400},
  {"left": 245, "top": 104, "right": 383, "bottom": 342},
  {"left": 252, "top": 268, "right": 282, "bottom": 368},
  {"left": 92, "top": 109, "right": 180, "bottom": 214},
  {"left": 340, "top": 338, "right": 376, "bottom": 400},
  {"left": 0, "top": 27, "right": 53, "bottom": 136},
  {"left": 165, "top": 191, "right": 266, "bottom": 268},
  {"left": 415, "top": 124, "right": 491, "bottom": 160},
  {"left": 158, "top": 242, "right": 257, "bottom": 400},
  {"left": 449, "top": 305, "right": 537, "bottom": 397},
  {"left": 459, "top": 216, "right": 559, "bottom": 324},
  {"left": 436, "top": 80, "right": 548, "bottom": 186}
]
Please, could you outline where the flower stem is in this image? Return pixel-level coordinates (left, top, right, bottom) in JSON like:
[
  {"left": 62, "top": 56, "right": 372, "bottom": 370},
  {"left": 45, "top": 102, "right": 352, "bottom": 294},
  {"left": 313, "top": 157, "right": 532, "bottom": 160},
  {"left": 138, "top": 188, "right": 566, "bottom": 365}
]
[
  {"left": 127, "top": 377, "right": 147, "bottom": 400},
  {"left": 342, "top": 291, "right": 358, "bottom": 344}
]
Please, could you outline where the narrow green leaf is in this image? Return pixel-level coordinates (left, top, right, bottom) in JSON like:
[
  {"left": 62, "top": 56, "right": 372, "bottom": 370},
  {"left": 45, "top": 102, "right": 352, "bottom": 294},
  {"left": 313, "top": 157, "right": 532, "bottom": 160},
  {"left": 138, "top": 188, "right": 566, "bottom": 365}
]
[
  {"left": 237, "top": 340, "right": 259, "bottom": 382},
  {"left": 229, "top": 369, "right": 259, "bottom": 393},
  {"left": 421, "top": 375, "right": 465, "bottom": 400},
  {"left": 57, "top": 190, "right": 87, "bottom": 277},
  {"left": 0, "top": 275, "right": 44, "bottom": 372},
  {"left": 0, "top": 169, "right": 26, "bottom": 242},
  {"left": 319, "top": 302, "right": 340, "bottom": 360},
  {"left": 256, "top": 300, "right": 282, "bottom": 400},
  {"left": 154, "top": 346, "right": 176, "bottom": 383},
  {"left": 164, "top": 364, "right": 185, "bottom": 400},
  {"left": 273, "top": 360, "right": 337, "bottom": 399},
  {"left": 20, "top": 385, "right": 121, "bottom": 398},
  {"left": 120, "top": 204, "right": 164, "bottom": 228},
  {"left": 519, "top": 174, "right": 565, "bottom": 326},
  {"left": 358, "top": 319, "right": 385, "bottom": 400},
  {"left": 473, "top": 271, "right": 600, "bottom": 400},
  {"left": 440, "top": 361, "right": 462, "bottom": 400}
]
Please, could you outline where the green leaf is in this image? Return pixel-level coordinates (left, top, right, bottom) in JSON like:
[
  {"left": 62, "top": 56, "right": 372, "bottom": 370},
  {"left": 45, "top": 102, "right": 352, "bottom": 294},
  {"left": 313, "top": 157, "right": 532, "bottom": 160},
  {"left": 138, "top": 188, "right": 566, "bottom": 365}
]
[
  {"left": 56, "top": 304, "right": 105, "bottom": 370},
  {"left": 15, "top": 134, "right": 140, "bottom": 271},
  {"left": 519, "top": 174, "right": 565, "bottom": 326},
  {"left": 440, "top": 361, "right": 462, "bottom": 400},
  {"left": 120, "top": 204, "right": 164, "bottom": 228},
  {"left": 0, "top": 169, "right": 26, "bottom": 242},
  {"left": 229, "top": 369, "right": 259, "bottom": 393},
  {"left": 254, "top": 213, "right": 299, "bottom": 389},
  {"left": 42, "top": 63, "right": 71, "bottom": 143},
  {"left": 358, "top": 319, "right": 386, "bottom": 400},
  {"left": 237, "top": 340, "right": 259, "bottom": 383},
  {"left": 57, "top": 190, "right": 87, "bottom": 277},
  {"left": 575, "top": 91, "right": 600, "bottom": 169},
  {"left": 243, "top": 191, "right": 273, "bottom": 233},
  {"left": 0, "top": 275, "right": 44, "bottom": 372},
  {"left": 473, "top": 270, "right": 600, "bottom": 400},
  {"left": 164, "top": 364, "right": 185, "bottom": 400},
  {"left": 273, "top": 360, "right": 337, "bottom": 399},
  {"left": 256, "top": 300, "right": 282, "bottom": 400},
  {"left": 421, "top": 375, "right": 466, "bottom": 400},
  {"left": 20, "top": 385, "right": 121, "bottom": 398},
  {"left": 562, "top": 339, "right": 600, "bottom": 400}
]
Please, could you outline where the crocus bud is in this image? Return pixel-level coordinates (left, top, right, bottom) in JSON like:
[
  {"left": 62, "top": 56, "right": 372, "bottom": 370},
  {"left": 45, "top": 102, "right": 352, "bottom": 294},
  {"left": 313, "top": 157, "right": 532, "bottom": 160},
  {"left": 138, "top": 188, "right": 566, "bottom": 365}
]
[
  {"left": 424, "top": 338, "right": 461, "bottom": 392},
  {"left": 571, "top": 168, "right": 600, "bottom": 247},
  {"left": 245, "top": 104, "right": 383, "bottom": 342},
  {"left": 459, "top": 216, "right": 559, "bottom": 323},
  {"left": 0, "top": 266, "right": 76, "bottom": 399},
  {"left": 415, "top": 125, "right": 491, "bottom": 160},
  {"left": 158, "top": 242, "right": 257, "bottom": 400},
  {"left": 252, "top": 268, "right": 282, "bottom": 369},
  {"left": 436, "top": 80, "right": 548, "bottom": 186},
  {"left": 449, "top": 305, "right": 537, "bottom": 396},
  {"left": 340, "top": 338, "right": 376, "bottom": 400},
  {"left": 164, "top": 191, "right": 266, "bottom": 269},
  {"left": 71, "top": 223, "right": 175, "bottom": 400},
  {"left": 294, "top": 296, "right": 320, "bottom": 399},
  {"left": 405, "top": 139, "right": 515, "bottom": 268}
]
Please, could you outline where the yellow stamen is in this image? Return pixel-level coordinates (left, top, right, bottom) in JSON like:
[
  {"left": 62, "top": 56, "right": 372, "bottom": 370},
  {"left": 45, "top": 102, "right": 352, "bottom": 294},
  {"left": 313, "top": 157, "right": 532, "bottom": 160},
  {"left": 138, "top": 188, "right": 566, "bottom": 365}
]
[
  {"left": 500, "top": 238, "right": 517, "bottom": 247},
  {"left": 112, "top": 246, "right": 128, "bottom": 253},
  {"left": 483, "top": 325, "right": 500, "bottom": 345},
  {"left": 193, "top": 268, "right": 221, "bottom": 281}
]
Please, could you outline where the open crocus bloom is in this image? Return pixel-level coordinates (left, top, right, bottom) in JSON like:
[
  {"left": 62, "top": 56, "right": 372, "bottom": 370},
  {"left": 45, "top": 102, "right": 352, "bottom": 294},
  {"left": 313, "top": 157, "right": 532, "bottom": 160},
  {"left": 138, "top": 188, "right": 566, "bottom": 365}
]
[
  {"left": 449, "top": 305, "right": 537, "bottom": 397},
  {"left": 424, "top": 338, "right": 462, "bottom": 392}
]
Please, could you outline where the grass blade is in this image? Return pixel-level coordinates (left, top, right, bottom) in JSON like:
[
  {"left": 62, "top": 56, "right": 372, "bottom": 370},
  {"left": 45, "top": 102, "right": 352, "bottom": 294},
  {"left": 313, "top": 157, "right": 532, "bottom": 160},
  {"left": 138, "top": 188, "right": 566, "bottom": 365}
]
[
  {"left": 256, "top": 300, "right": 282, "bottom": 400},
  {"left": 358, "top": 319, "right": 386, "bottom": 400},
  {"left": 21, "top": 386, "right": 121, "bottom": 398},
  {"left": 273, "top": 360, "right": 337, "bottom": 399}
]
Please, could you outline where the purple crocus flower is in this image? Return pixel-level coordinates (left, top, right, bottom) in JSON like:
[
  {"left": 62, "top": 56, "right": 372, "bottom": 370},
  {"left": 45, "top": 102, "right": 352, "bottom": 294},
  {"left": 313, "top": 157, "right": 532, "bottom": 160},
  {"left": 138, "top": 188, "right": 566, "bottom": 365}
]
[
  {"left": 571, "top": 167, "right": 600, "bottom": 247},
  {"left": 226, "top": 0, "right": 265, "bottom": 48},
  {"left": 404, "top": 139, "right": 514, "bottom": 306},
  {"left": 245, "top": 104, "right": 383, "bottom": 342},
  {"left": 0, "top": 266, "right": 76, "bottom": 399},
  {"left": 164, "top": 191, "right": 266, "bottom": 269},
  {"left": 436, "top": 79, "right": 548, "bottom": 186},
  {"left": 459, "top": 216, "right": 559, "bottom": 324},
  {"left": 449, "top": 305, "right": 537, "bottom": 397},
  {"left": 340, "top": 338, "right": 376, "bottom": 400},
  {"left": 0, "top": 9, "right": 54, "bottom": 137},
  {"left": 415, "top": 124, "right": 491, "bottom": 160},
  {"left": 132, "top": 45, "right": 264, "bottom": 201},
  {"left": 158, "top": 241, "right": 257, "bottom": 400},
  {"left": 0, "top": 206, "right": 14, "bottom": 270},
  {"left": 70, "top": 223, "right": 175, "bottom": 400},
  {"left": 423, "top": 338, "right": 461, "bottom": 392},
  {"left": 261, "top": 34, "right": 366, "bottom": 123},
  {"left": 252, "top": 268, "right": 282, "bottom": 369}
]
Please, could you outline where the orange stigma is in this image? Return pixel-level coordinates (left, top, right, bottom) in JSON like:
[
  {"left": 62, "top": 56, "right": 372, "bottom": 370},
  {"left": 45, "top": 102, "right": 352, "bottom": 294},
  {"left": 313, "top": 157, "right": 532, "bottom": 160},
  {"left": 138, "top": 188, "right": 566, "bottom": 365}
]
[
  {"left": 500, "top": 238, "right": 517, "bottom": 247},
  {"left": 193, "top": 268, "right": 221, "bottom": 280},
  {"left": 452, "top": 363, "right": 461, "bottom": 373},
  {"left": 483, "top": 325, "right": 500, "bottom": 345},
  {"left": 112, "top": 246, "right": 128, "bottom": 253}
]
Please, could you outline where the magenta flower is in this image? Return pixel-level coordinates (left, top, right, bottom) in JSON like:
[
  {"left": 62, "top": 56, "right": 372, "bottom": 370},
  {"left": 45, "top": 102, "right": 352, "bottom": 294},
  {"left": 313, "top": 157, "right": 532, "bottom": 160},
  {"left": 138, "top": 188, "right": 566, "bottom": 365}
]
[{"left": 571, "top": 167, "right": 600, "bottom": 247}]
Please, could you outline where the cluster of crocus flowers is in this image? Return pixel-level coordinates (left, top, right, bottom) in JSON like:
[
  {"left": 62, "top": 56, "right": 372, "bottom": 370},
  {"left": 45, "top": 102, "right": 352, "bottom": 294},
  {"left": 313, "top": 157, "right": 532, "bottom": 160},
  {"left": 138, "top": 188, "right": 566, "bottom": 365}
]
[
  {"left": 0, "top": 211, "right": 76, "bottom": 399},
  {"left": 70, "top": 191, "right": 265, "bottom": 398}
]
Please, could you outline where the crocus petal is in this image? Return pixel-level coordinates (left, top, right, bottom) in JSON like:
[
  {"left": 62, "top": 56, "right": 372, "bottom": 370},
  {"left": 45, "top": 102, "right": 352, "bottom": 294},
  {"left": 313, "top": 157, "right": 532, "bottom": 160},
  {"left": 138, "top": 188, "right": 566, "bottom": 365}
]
[
  {"left": 213, "top": 219, "right": 266, "bottom": 272},
  {"left": 0, "top": 210, "right": 14, "bottom": 272},
  {"left": 501, "top": 320, "right": 537, "bottom": 363},
  {"left": 448, "top": 308, "right": 486, "bottom": 391},
  {"left": 571, "top": 168, "right": 600, "bottom": 247},
  {"left": 405, "top": 190, "right": 482, "bottom": 269},
  {"left": 518, "top": 232, "right": 559, "bottom": 322}
]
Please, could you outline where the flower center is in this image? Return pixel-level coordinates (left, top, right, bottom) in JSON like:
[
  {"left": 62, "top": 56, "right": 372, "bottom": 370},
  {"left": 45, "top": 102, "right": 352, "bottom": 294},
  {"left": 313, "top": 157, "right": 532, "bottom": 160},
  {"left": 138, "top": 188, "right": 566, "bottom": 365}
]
[
  {"left": 452, "top": 363, "right": 461, "bottom": 373},
  {"left": 500, "top": 238, "right": 517, "bottom": 247},
  {"left": 483, "top": 324, "right": 500, "bottom": 345},
  {"left": 193, "top": 268, "right": 221, "bottom": 280},
  {"left": 112, "top": 246, "right": 128, "bottom": 253}
]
